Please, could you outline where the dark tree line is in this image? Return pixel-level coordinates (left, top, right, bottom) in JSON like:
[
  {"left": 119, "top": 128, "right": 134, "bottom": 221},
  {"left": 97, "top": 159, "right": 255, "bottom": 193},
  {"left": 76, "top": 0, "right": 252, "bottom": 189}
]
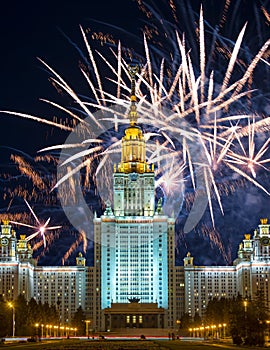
[
  {"left": 205, "top": 291, "right": 268, "bottom": 346},
  {"left": 0, "top": 294, "right": 58, "bottom": 337},
  {"left": 180, "top": 291, "right": 269, "bottom": 347},
  {"left": 0, "top": 295, "right": 87, "bottom": 337},
  {"left": 71, "top": 306, "right": 86, "bottom": 335}
]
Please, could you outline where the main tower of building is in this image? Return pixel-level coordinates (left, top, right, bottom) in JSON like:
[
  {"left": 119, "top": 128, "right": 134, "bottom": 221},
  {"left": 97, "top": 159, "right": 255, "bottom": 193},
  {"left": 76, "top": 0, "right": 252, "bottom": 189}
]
[{"left": 93, "top": 67, "right": 175, "bottom": 332}]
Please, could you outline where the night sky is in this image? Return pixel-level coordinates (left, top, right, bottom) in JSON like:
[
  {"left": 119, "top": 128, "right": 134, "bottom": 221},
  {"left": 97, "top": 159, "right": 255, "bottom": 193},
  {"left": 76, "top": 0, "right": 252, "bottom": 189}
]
[
  {"left": 0, "top": 0, "right": 270, "bottom": 267},
  {"left": 0, "top": 0, "right": 141, "bottom": 153}
]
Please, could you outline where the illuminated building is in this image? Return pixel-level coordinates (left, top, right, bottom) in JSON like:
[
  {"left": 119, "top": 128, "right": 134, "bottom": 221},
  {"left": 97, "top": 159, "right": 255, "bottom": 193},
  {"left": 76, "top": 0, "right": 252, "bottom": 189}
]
[
  {"left": 1, "top": 214, "right": 270, "bottom": 330},
  {"left": 181, "top": 218, "right": 270, "bottom": 318},
  {"left": 93, "top": 67, "right": 175, "bottom": 331},
  {"left": 0, "top": 220, "right": 34, "bottom": 301},
  {"left": 234, "top": 218, "right": 270, "bottom": 304},
  {"left": 0, "top": 71, "right": 270, "bottom": 332},
  {"left": 0, "top": 68, "right": 175, "bottom": 332}
]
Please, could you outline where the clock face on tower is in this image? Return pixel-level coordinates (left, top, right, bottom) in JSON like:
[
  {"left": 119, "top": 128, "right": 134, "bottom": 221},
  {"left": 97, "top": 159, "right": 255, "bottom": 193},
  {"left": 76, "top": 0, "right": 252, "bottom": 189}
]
[
  {"left": 1, "top": 237, "right": 9, "bottom": 246},
  {"left": 260, "top": 236, "right": 270, "bottom": 246}
]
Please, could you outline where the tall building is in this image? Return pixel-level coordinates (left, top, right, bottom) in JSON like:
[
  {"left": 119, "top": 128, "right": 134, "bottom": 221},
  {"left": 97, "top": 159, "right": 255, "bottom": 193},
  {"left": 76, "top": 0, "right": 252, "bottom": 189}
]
[
  {"left": 0, "top": 72, "right": 270, "bottom": 333},
  {"left": 180, "top": 218, "right": 270, "bottom": 319},
  {"left": 1, "top": 217, "right": 270, "bottom": 332},
  {"left": 93, "top": 68, "right": 175, "bottom": 331},
  {"left": 0, "top": 220, "right": 35, "bottom": 302}
]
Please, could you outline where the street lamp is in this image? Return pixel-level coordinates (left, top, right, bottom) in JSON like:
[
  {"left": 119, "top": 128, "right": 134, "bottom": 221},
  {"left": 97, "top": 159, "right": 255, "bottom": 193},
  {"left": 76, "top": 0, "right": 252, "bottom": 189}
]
[
  {"left": 53, "top": 325, "right": 58, "bottom": 337},
  {"left": 211, "top": 325, "right": 216, "bottom": 339},
  {"left": 60, "top": 326, "right": 65, "bottom": 337},
  {"left": 205, "top": 326, "right": 210, "bottom": 339},
  {"left": 176, "top": 320, "right": 181, "bottom": 337},
  {"left": 243, "top": 300, "right": 248, "bottom": 312},
  {"left": 85, "top": 320, "right": 90, "bottom": 338},
  {"left": 35, "top": 323, "right": 39, "bottom": 337},
  {"left": 200, "top": 326, "right": 204, "bottom": 338},
  {"left": 223, "top": 323, "right": 227, "bottom": 338},
  {"left": 8, "top": 302, "right": 15, "bottom": 337},
  {"left": 244, "top": 300, "right": 248, "bottom": 339}
]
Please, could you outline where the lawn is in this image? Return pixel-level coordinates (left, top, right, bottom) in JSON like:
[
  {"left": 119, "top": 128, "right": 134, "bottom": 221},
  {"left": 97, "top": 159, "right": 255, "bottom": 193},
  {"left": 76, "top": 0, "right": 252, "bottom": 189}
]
[
  {"left": 0, "top": 339, "right": 250, "bottom": 350},
  {"left": 0, "top": 339, "right": 167, "bottom": 350}
]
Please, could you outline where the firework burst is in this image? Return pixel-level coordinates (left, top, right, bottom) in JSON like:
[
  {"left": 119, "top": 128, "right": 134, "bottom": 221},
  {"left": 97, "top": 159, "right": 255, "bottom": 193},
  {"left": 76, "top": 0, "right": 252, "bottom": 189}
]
[
  {"left": 1, "top": 1, "right": 270, "bottom": 264},
  {"left": 38, "top": 8, "right": 270, "bottom": 222},
  {"left": 9, "top": 199, "right": 61, "bottom": 247}
]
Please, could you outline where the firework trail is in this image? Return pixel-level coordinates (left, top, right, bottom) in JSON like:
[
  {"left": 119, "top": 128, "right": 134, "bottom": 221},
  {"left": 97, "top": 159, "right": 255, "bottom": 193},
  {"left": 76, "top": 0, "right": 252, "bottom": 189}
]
[
  {"left": 9, "top": 199, "right": 62, "bottom": 247},
  {"left": 0, "top": 149, "right": 89, "bottom": 265},
  {"left": 1, "top": 0, "right": 270, "bottom": 264},
  {"left": 45, "top": 8, "right": 270, "bottom": 219},
  {"left": 61, "top": 230, "right": 88, "bottom": 266}
]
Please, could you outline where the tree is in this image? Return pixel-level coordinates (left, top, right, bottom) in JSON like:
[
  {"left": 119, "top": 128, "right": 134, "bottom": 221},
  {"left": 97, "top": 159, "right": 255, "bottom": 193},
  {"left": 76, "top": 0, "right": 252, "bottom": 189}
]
[
  {"left": 244, "top": 289, "right": 268, "bottom": 346},
  {"left": 0, "top": 296, "right": 9, "bottom": 337},
  {"left": 14, "top": 294, "right": 29, "bottom": 335},
  {"left": 27, "top": 298, "right": 40, "bottom": 328},
  {"left": 42, "top": 302, "right": 58, "bottom": 325},
  {"left": 71, "top": 306, "right": 86, "bottom": 335},
  {"left": 193, "top": 312, "right": 202, "bottom": 326},
  {"left": 229, "top": 294, "right": 245, "bottom": 344},
  {"left": 203, "top": 293, "right": 269, "bottom": 346},
  {"left": 180, "top": 313, "right": 192, "bottom": 332},
  {"left": 204, "top": 297, "right": 230, "bottom": 326}
]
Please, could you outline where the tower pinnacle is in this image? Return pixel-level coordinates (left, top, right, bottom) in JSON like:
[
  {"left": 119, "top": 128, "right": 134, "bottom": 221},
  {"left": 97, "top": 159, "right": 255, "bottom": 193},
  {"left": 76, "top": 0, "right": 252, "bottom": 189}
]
[
  {"left": 115, "top": 64, "right": 152, "bottom": 174},
  {"left": 128, "top": 64, "right": 139, "bottom": 126}
]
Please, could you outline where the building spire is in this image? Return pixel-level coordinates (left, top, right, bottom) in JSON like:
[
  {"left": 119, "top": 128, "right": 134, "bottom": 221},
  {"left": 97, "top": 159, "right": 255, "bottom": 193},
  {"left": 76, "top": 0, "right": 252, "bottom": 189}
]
[
  {"left": 128, "top": 64, "right": 139, "bottom": 126},
  {"left": 115, "top": 63, "right": 153, "bottom": 174}
]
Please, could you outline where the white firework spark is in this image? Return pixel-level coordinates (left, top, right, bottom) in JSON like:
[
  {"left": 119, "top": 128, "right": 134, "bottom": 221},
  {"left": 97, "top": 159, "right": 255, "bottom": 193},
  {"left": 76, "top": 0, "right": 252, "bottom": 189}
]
[
  {"left": 0, "top": 4, "right": 269, "bottom": 253},
  {"left": 10, "top": 199, "right": 61, "bottom": 247}
]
